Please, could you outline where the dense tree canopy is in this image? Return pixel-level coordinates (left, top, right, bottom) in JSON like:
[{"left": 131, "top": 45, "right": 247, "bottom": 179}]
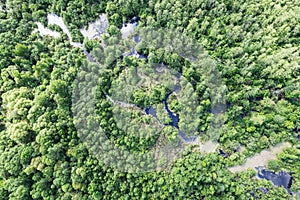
[{"left": 0, "top": 0, "right": 299, "bottom": 199}]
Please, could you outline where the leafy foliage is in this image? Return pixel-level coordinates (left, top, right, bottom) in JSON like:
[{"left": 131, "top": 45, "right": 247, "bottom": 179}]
[{"left": 0, "top": 0, "right": 299, "bottom": 199}]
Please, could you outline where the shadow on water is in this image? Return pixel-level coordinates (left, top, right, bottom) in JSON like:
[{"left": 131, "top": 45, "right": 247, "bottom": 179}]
[
  {"left": 163, "top": 92, "right": 179, "bottom": 128},
  {"left": 254, "top": 166, "right": 300, "bottom": 198},
  {"left": 256, "top": 167, "right": 292, "bottom": 194},
  {"left": 250, "top": 167, "right": 300, "bottom": 198},
  {"left": 145, "top": 71, "right": 197, "bottom": 143}
]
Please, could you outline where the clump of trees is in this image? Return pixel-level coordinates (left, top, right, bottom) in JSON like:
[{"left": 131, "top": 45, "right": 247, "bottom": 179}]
[{"left": 0, "top": 0, "right": 299, "bottom": 199}]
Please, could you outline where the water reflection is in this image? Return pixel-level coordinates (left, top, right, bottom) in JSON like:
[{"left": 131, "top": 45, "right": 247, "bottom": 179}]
[
  {"left": 256, "top": 167, "right": 293, "bottom": 195},
  {"left": 144, "top": 71, "right": 197, "bottom": 143}
]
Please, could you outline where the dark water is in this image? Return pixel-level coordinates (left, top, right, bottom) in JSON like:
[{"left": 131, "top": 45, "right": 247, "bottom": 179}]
[
  {"left": 83, "top": 48, "right": 96, "bottom": 62},
  {"left": 163, "top": 92, "right": 179, "bottom": 128},
  {"left": 219, "top": 149, "right": 229, "bottom": 158},
  {"left": 145, "top": 106, "right": 157, "bottom": 118},
  {"left": 130, "top": 16, "right": 140, "bottom": 23},
  {"left": 145, "top": 71, "right": 196, "bottom": 143},
  {"left": 124, "top": 18, "right": 194, "bottom": 143},
  {"left": 133, "top": 34, "right": 140, "bottom": 43},
  {"left": 256, "top": 167, "right": 293, "bottom": 195}
]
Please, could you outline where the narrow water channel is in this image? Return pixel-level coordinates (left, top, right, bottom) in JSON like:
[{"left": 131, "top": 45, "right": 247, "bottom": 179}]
[
  {"left": 51, "top": 14, "right": 196, "bottom": 144},
  {"left": 143, "top": 69, "right": 197, "bottom": 143},
  {"left": 37, "top": 15, "right": 298, "bottom": 196}
]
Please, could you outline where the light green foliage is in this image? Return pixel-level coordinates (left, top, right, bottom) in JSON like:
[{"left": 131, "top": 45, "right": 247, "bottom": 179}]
[{"left": 0, "top": 0, "right": 299, "bottom": 199}]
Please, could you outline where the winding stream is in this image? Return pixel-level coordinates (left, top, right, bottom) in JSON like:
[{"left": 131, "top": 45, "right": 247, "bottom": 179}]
[
  {"left": 80, "top": 13, "right": 108, "bottom": 40},
  {"left": 35, "top": 13, "right": 217, "bottom": 149},
  {"left": 144, "top": 70, "right": 198, "bottom": 143},
  {"left": 35, "top": 14, "right": 99, "bottom": 63},
  {"left": 35, "top": 16, "right": 298, "bottom": 195}
]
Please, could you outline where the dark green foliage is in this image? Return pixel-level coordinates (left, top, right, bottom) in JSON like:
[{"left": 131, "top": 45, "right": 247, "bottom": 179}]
[{"left": 0, "top": 0, "right": 299, "bottom": 199}]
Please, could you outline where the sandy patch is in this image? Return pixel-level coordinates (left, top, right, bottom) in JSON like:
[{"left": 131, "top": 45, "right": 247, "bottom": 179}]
[
  {"left": 34, "top": 22, "right": 61, "bottom": 38},
  {"left": 121, "top": 22, "right": 138, "bottom": 39},
  {"left": 80, "top": 14, "right": 109, "bottom": 40},
  {"left": 228, "top": 142, "right": 291, "bottom": 173}
]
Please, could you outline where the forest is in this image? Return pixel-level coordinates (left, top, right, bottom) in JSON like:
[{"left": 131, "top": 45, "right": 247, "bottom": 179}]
[{"left": 0, "top": 0, "right": 299, "bottom": 199}]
